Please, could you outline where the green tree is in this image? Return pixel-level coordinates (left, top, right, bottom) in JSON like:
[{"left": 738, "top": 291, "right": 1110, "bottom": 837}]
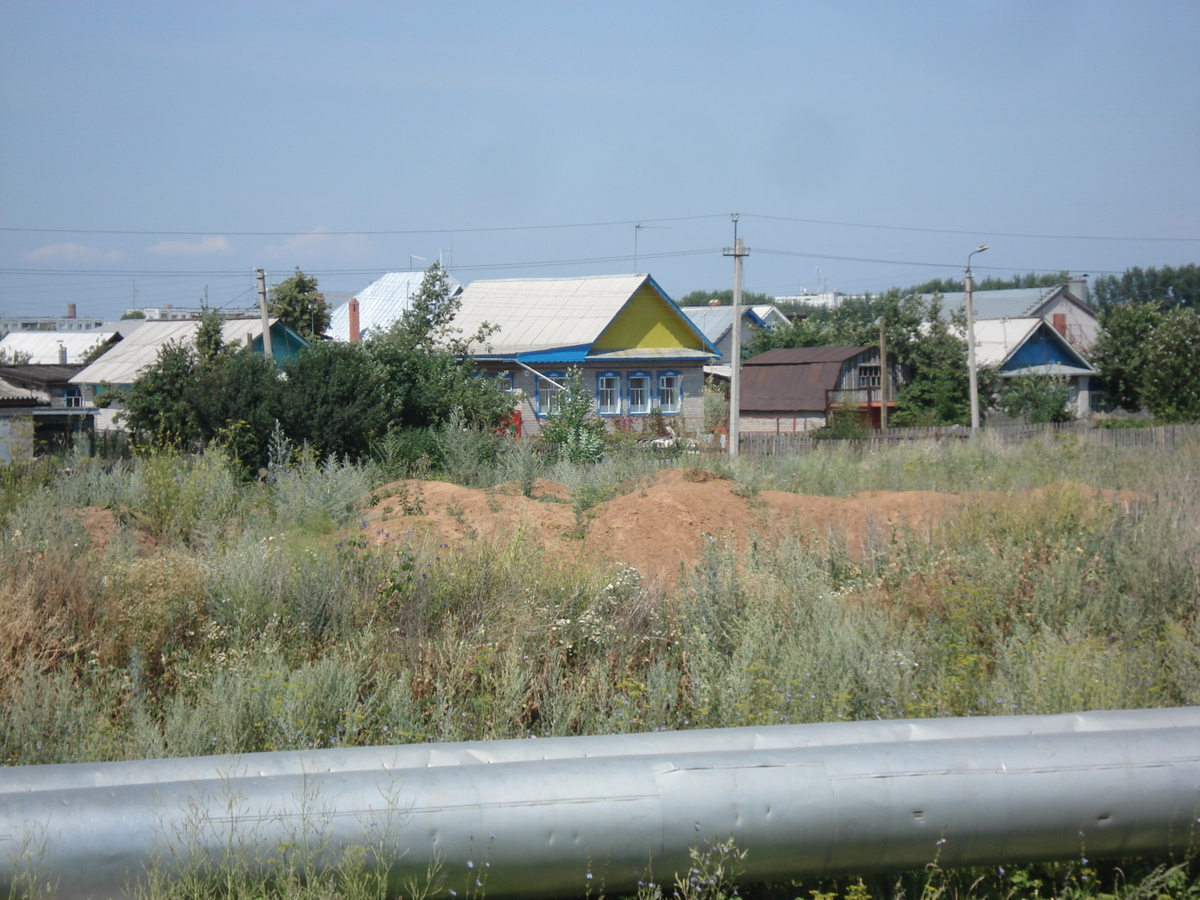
[
  {"left": 121, "top": 341, "right": 202, "bottom": 445},
  {"left": 280, "top": 340, "right": 390, "bottom": 459},
  {"left": 541, "top": 367, "right": 606, "bottom": 463},
  {"left": 744, "top": 289, "right": 974, "bottom": 427},
  {"left": 999, "top": 374, "right": 1074, "bottom": 424},
  {"left": 190, "top": 351, "right": 283, "bottom": 470},
  {"left": 677, "top": 288, "right": 774, "bottom": 307},
  {"left": 1091, "top": 301, "right": 1164, "bottom": 412},
  {"left": 906, "top": 271, "right": 1070, "bottom": 295},
  {"left": 194, "top": 307, "right": 225, "bottom": 363},
  {"left": 269, "top": 268, "right": 331, "bottom": 339},
  {"left": 1141, "top": 307, "right": 1200, "bottom": 422},
  {"left": 120, "top": 309, "right": 146, "bottom": 320},
  {"left": 369, "top": 262, "right": 509, "bottom": 431},
  {"left": 1092, "top": 264, "right": 1199, "bottom": 311}
]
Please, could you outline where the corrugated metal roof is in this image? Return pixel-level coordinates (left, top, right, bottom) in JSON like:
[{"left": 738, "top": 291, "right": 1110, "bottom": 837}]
[
  {"left": 745, "top": 346, "right": 871, "bottom": 366},
  {"left": 454, "top": 274, "right": 649, "bottom": 354},
  {"left": 680, "top": 307, "right": 769, "bottom": 345},
  {"left": 454, "top": 274, "right": 715, "bottom": 358},
  {"left": 327, "top": 271, "right": 463, "bottom": 341},
  {"left": 741, "top": 359, "right": 847, "bottom": 412},
  {"left": 70, "top": 319, "right": 275, "bottom": 386},
  {"left": 972, "top": 317, "right": 1095, "bottom": 374},
  {"left": 0, "top": 332, "right": 119, "bottom": 365},
  {"left": 750, "top": 304, "right": 790, "bottom": 327},
  {"left": 936, "top": 286, "right": 1095, "bottom": 320}
]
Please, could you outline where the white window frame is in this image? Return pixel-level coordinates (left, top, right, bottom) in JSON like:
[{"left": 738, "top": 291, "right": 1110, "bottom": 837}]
[
  {"left": 536, "top": 372, "right": 565, "bottom": 418},
  {"left": 628, "top": 372, "right": 651, "bottom": 416},
  {"left": 657, "top": 371, "right": 681, "bottom": 414},
  {"left": 596, "top": 372, "right": 621, "bottom": 416}
]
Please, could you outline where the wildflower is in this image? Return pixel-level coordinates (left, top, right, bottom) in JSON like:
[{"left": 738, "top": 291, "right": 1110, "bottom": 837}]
[{"left": 466, "top": 860, "right": 474, "bottom": 869}]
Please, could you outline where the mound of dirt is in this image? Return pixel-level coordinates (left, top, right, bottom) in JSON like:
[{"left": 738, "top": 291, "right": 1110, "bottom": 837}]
[{"left": 358, "top": 468, "right": 996, "bottom": 585}]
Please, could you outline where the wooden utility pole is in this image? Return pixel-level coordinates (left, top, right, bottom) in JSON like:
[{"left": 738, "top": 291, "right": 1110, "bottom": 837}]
[
  {"left": 723, "top": 215, "right": 749, "bottom": 458},
  {"left": 256, "top": 268, "right": 272, "bottom": 358},
  {"left": 878, "top": 317, "right": 889, "bottom": 433}
]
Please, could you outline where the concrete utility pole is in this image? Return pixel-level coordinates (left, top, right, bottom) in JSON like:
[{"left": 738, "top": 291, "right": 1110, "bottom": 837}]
[
  {"left": 256, "top": 268, "right": 273, "bottom": 358},
  {"left": 723, "top": 215, "right": 749, "bottom": 458},
  {"left": 965, "top": 245, "right": 988, "bottom": 436}
]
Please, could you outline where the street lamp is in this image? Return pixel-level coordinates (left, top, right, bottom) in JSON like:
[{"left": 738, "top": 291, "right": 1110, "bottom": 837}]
[{"left": 965, "top": 244, "right": 988, "bottom": 437}]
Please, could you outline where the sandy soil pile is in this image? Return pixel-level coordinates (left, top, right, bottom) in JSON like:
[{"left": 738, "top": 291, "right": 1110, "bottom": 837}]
[{"left": 361, "top": 468, "right": 1146, "bottom": 585}]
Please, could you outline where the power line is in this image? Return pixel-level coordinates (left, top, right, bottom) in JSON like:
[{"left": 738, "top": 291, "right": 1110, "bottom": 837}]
[
  {"left": 0, "top": 214, "right": 727, "bottom": 238},
  {"left": 752, "top": 247, "right": 1127, "bottom": 276},
  {"left": 744, "top": 213, "right": 1200, "bottom": 243},
  {"left": 0, "top": 248, "right": 719, "bottom": 279}
]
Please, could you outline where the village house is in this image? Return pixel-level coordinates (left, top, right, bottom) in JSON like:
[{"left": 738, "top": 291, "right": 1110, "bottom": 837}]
[
  {"left": 452, "top": 274, "right": 717, "bottom": 436},
  {"left": 738, "top": 346, "right": 900, "bottom": 433}
]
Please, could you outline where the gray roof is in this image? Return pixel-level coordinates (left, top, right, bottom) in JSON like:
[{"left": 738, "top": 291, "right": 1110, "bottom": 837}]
[
  {"left": 680, "top": 306, "right": 769, "bottom": 345},
  {"left": 936, "top": 285, "right": 1093, "bottom": 320},
  {"left": 0, "top": 331, "right": 119, "bottom": 365},
  {"left": 71, "top": 319, "right": 276, "bottom": 386},
  {"left": 327, "top": 272, "right": 463, "bottom": 341}
]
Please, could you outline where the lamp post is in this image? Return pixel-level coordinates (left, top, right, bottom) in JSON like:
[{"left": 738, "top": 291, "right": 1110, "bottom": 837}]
[{"left": 965, "top": 244, "right": 988, "bottom": 437}]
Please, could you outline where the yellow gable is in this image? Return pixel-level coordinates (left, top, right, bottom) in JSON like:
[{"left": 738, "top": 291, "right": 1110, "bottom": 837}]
[{"left": 590, "top": 283, "right": 706, "bottom": 352}]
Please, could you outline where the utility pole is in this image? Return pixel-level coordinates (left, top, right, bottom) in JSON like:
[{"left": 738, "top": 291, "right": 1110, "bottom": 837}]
[
  {"left": 256, "top": 268, "right": 273, "bottom": 359},
  {"left": 723, "top": 214, "right": 749, "bottom": 458},
  {"left": 878, "top": 317, "right": 888, "bottom": 434},
  {"left": 965, "top": 244, "right": 988, "bottom": 437}
]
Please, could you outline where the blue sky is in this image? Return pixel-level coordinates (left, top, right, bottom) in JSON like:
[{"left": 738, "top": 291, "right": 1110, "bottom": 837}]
[{"left": 2, "top": 1, "right": 1198, "bottom": 320}]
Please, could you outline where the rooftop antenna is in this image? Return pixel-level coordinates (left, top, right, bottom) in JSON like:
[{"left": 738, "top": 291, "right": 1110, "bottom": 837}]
[
  {"left": 633, "top": 223, "right": 667, "bottom": 272},
  {"left": 410, "top": 254, "right": 426, "bottom": 271}
]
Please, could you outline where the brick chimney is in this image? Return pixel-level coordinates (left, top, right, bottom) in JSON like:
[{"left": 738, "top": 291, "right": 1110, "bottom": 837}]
[
  {"left": 67, "top": 303, "right": 76, "bottom": 319},
  {"left": 348, "top": 298, "right": 361, "bottom": 343}
]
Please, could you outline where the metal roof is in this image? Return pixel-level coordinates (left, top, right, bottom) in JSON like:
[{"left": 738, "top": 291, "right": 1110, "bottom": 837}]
[
  {"left": 742, "top": 360, "right": 847, "bottom": 413},
  {"left": 0, "top": 331, "right": 119, "bottom": 365},
  {"left": 455, "top": 274, "right": 714, "bottom": 357},
  {"left": 744, "top": 346, "right": 871, "bottom": 366},
  {"left": 70, "top": 319, "right": 276, "bottom": 386},
  {"left": 937, "top": 285, "right": 1094, "bottom": 320},
  {"left": 972, "top": 317, "right": 1095, "bottom": 373},
  {"left": 680, "top": 306, "right": 768, "bottom": 345},
  {"left": 327, "top": 272, "right": 463, "bottom": 341},
  {"left": 740, "top": 346, "right": 873, "bottom": 412}
]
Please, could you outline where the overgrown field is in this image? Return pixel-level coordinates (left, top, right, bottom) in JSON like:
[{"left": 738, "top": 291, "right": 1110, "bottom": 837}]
[{"left": 2, "top": 434, "right": 1199, "bottom": 899}]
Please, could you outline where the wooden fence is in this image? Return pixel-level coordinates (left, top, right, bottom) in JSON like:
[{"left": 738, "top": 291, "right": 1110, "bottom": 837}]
[{"left": 737, "top": 422, "right": 1200, "bottom": 456}]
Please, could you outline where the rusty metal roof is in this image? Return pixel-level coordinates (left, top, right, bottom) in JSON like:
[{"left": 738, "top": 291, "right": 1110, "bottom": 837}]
[
  {"left": 744, "top": 346, "right": 870, "bottom": 366},
  {"left": 740, "top": 346, "right": 870, "bottom": 412}
]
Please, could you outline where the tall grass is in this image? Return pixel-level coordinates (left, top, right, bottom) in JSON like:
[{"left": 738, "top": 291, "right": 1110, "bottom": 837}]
[{"left": 1, "top": 435, "right": 1198, "bottom": 897}]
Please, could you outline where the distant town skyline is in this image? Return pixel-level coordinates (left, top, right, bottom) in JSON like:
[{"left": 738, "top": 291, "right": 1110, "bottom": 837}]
[{"left": 2, "top": 1, "right": 1198, "bottom": 322}]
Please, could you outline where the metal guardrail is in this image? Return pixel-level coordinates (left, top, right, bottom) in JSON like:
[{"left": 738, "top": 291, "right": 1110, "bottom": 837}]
[{"left": 2, "top": 708, "right": 1199, "bottom": 898}]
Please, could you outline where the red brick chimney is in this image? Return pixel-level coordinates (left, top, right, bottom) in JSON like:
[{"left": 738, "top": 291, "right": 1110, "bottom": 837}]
[
  {"left": 67, "top": 303, "right": 76, "bottom": 319},
  {"left": 348, "top": 298, "right": 360, "bottom": 343}
]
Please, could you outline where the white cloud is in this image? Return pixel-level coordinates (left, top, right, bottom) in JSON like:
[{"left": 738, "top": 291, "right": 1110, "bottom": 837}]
[
  {"left": 260, "top": 228, "right": 375, "bottom": 262},
  {"left": 24, "top": 243, "right": 124, "bottom": 262},
  {"left": 146, "top": 235, "right": 232, "bottom": 257}
]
